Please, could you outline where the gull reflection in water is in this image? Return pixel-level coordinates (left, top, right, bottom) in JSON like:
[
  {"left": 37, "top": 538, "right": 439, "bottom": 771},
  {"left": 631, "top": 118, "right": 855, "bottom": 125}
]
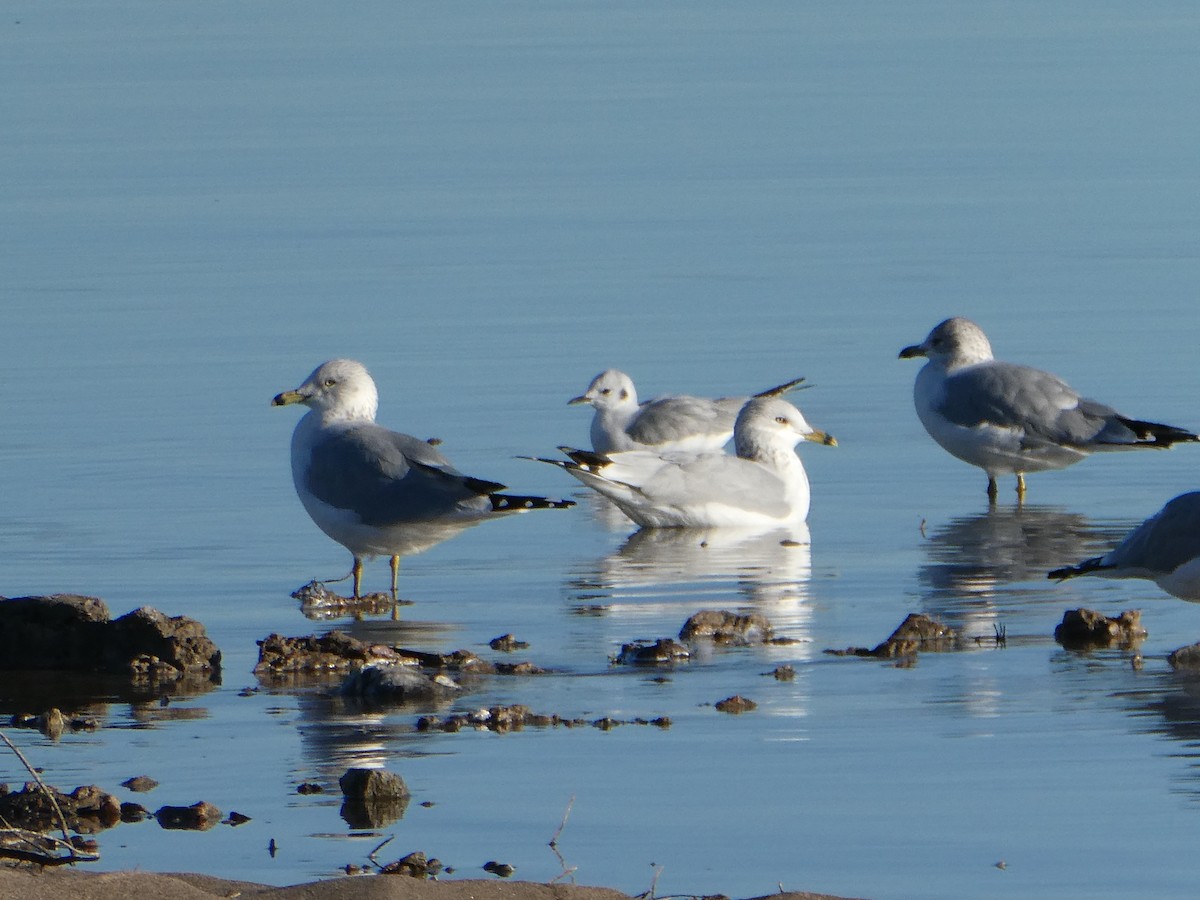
[
  {"left": 918, "top": 504, "right": 1131, "bottom": 628},
  {"left": 568, "top": 521, "right": 814, "bottom": 647}
]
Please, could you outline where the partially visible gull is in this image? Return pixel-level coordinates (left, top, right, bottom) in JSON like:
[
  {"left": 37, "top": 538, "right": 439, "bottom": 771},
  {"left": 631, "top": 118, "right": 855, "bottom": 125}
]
[
  {"left": 1049, "top": 492, "right": 1200, "bottom": 601},
  {"left": 899, "top": 317, "right": 1197, "bottom": 501},
  {"left": 534, "top": 396, "right": 835, "bottom": 528},
  {"left": 569, "top": 368, "right": 806, "bottom": 454},
  {"left": 272, "top": 359, "right": 572, "bottom": 599}
]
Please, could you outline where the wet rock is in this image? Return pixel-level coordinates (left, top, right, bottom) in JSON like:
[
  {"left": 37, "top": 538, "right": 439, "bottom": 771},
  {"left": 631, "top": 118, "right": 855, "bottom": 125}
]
[
  {"left": 680, "top": 610, "right": 774, "bottom": 645},
  {"left": 224, "top": 811, "right": 251, "bottom": 826},
  {"left": 120, "top": 775, "right": 159, "bottom": 793},
  {"left": 253, "top": 631, "right": 397, "bottom": 676},
  {"left": 296, "top": 782, "right": 324, "bottom": 794},
  {"left": 483, "top": 860, "right": 516, "bottom": 878},
  {"left": 489, "top": 633, "right": 529, "bottom": 652},
  {"left": 381, "top": 850, "right": 442, "bottom": 878},
  {"left": 0, "top": 595, "right": 220, "bottom": 683},
  {"left": 495, "top": 660, "right": 547, "bottom": 675},
  {"left": 120, "top": 802, "right": 149, "bottom": 823},
  {"left": 770, "top": 665, "right": 796, "bottom": 681},
  {"left": 396, "top": 647, "right": 496, "bottom": 674},
  {"left": 825, "top": 613, "right": 958, "bottom": 658},
  {"left": 291, "top": 580, "right": 401, "bottom": 620},
  {"left": 9, "top": 710, "right": 99, "bottom": 737},
  {"left": 614, "top": 638, "right": 691, "bottom": 666},
  {"left": 1055, "top": 608, "right": 1146, "bottom": 650},
  {"left": 340, "top": 662, "right": 460, "bottom": 703},
  {"left": 1168, "top": 642, "right": 1200, "bottom": 671},
  {"left": 0, "top": 782, "right": 122, "bottom": 834},
  {"left": 714, "top": 695, "right": 757, "bottom": 714},
  {"left": 155, "top": 801, "right": 222, "bottom": 830},
  {"left": 339, "top": 768, "right": 409, "bottom": 803}
]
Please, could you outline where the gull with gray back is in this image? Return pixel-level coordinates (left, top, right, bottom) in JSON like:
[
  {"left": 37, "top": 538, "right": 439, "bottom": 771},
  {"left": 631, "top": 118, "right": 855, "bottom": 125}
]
[
  {"left": 273, "top": 359, "right": 573, "bottom": 599},
  {"left": 899, "top": 317, "right": 1197, "bottom": 501}
]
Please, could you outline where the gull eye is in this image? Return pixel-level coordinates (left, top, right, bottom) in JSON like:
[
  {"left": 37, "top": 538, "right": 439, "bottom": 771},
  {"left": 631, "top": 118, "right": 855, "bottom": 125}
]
[
  {"left": 599, "top": 388, "right": 611, "bottom": 396},
  {"left": 323, "top": 378, "right": 337, "bottom": 388},
  {"left": 774, "top": 416, "right": 789, "bottom": 425}
]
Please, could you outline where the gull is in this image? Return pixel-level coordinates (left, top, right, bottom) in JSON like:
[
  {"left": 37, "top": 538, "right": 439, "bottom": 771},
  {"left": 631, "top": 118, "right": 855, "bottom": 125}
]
[
  {"left": 272, "top": 359, "right": 573, "bottom": 599},
  {"left": 569, "top": 369, "right": 806, "bottom": 454},
  {"left": 532, "top": 396, "right": 835, "bottom": 528},
  {"left": 899, "top": 317, "right": 1198, "bottom": 501},
  {"left": 1049, "top": 492, "right": 1200, "bottom": 601}
]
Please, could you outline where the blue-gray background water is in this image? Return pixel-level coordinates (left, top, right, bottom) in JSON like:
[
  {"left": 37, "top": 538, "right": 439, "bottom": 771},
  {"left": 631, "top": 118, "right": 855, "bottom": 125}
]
[{"left": 4, "top": 3, "right": 1200, "bottom": 898}]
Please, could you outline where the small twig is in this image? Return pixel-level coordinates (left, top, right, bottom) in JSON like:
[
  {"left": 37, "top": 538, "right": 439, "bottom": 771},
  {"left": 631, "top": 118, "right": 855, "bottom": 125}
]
[
  {"left": 367, "top": 835, "right": 395, "bottom": 868},
  {"left": 549, "top": 794, "right": 575, "bottom": 847},
  {"left": 0, "top": 729, "right": 74, "bottom": 846},
  {"left": 636, "top": 864, "right": 663, "bottom": 900}
]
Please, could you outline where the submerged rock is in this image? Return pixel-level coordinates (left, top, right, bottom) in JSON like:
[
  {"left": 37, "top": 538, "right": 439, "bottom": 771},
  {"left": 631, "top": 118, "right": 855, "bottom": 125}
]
[
  {"left": 680, "top": 610, "right": 774, "bottom": 645},
  {"left": 714, "top": 695, "right": 757, "bottom": 714},
  {"left": 614, "top": 638, "right": 691, "bottom": 666},
  {"left": 1054, "top": 608, "right": 1146, "bottom": 650},
  {"left": 825, "top": 613, "right": 958, "bottom": 659},
  {"left": 489, "top": 633, "right": 529, "bottom": 652},
  {"left": 0, "top": 595, "right": 220, "bottom": 683},
  {"left": 1168, "top": 642, "right": 1200, "bottom": 671},
  {"left": 155, "top": 801, "right": 222, "bottom": 831},
  {"left": 340, "top": 662, "right": 460, "bottom": 703}
]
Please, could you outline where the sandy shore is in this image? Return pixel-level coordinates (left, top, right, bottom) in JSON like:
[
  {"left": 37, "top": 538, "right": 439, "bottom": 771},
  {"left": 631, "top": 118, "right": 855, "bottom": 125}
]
[{"left": 0, "top": 867, "right": 863, "bottom": 900}]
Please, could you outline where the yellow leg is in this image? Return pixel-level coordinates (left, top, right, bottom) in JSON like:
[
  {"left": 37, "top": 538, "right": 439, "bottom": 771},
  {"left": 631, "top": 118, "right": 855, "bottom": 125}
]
[
  {"left": 389, "top": 555, "right": 401, "bottom": 599},
  {"left": 352, "top": 557, "right": 364, "bottom": 600},
  {"left": 1016, "top": 473, "right": 1026, "bottom": 503},
  {"left": 986, "top": 476, "right": 998, "bottom": 503}
]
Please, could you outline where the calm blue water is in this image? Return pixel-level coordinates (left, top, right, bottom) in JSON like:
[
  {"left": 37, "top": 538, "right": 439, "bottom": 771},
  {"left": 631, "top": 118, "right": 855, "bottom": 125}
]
[{"left": 4, "top": 3, "right": 1200, "bottom": 898}]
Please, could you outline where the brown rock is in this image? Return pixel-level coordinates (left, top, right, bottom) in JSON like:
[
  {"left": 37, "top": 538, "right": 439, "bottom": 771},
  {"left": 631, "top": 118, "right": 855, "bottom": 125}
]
[
  {"left": 680, "top": 610, "right": 774, "bottom": 644},
  {"left": 615, "top": 638, "right": 691, "bottom": 665},
  {"left": 825, "top": 613, "right": 957, "bottom": 658},
  {"left": 714, "top": 695, "right": 757, "bottom": 714},
  {"left": 0, "top": 595, "right": 220, "bottom": 683},
  {"left": 155, "top": 801, "right": 222, "bottom": 830},
  {"left": 1054, "top": 608, "right": 1146, "bottom": 650}
]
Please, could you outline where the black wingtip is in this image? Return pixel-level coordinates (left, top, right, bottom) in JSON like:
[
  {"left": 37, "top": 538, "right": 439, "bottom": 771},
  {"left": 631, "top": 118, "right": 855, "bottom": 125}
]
[
  {"left": 1115, "top": 415, "right": 1200, "bottom": 448},
  {"left": 1047, "top": 557, "right": 1108, "bottom": 581},
  {"left": 489, "top": 493, "right": 575, "bottom": 512},
  {"left": 753, "top": 376, "right": 808, "bottom": 398}
]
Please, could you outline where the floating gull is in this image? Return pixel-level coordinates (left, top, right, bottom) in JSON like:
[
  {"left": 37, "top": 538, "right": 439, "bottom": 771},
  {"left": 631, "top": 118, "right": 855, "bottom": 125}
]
[
  {"left": 569, "top": 368, "right": 806, "bottom": 454},
  {"left": 899, "top": 317, "right": 1198, "bottom": 501},
  {"left": 273, "top": 359, "right": 573, "bottom": 599},
  {"left": 533, "top": 396, "right": 835, "bottom": 528},
  {"left": 1049, "top": 492, "right": 1200, "bottom": 601}
]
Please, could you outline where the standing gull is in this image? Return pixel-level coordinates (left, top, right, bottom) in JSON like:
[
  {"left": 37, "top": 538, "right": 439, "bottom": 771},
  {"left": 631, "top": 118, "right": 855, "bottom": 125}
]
[
  {"left": 569, "top": 369, "right": 806, "bottom": 454},
  {"left": 273, "top": 359, "right": 573, "bottom": 599},
  {"left": 1049, "top": 492, "right": 1200, "bottom": 601},
  {"left": 899, "top": 317, "right": 1198, "bottom": 501},
  {"left": 533, "top": 396, "right": 835, "bottom": 528}
]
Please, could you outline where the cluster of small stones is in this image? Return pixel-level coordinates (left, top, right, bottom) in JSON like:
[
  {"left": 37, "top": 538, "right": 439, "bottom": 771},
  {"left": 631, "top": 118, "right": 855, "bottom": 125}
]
[{"left": 415, "top": 704, "right": 670, "bottom": 733}]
